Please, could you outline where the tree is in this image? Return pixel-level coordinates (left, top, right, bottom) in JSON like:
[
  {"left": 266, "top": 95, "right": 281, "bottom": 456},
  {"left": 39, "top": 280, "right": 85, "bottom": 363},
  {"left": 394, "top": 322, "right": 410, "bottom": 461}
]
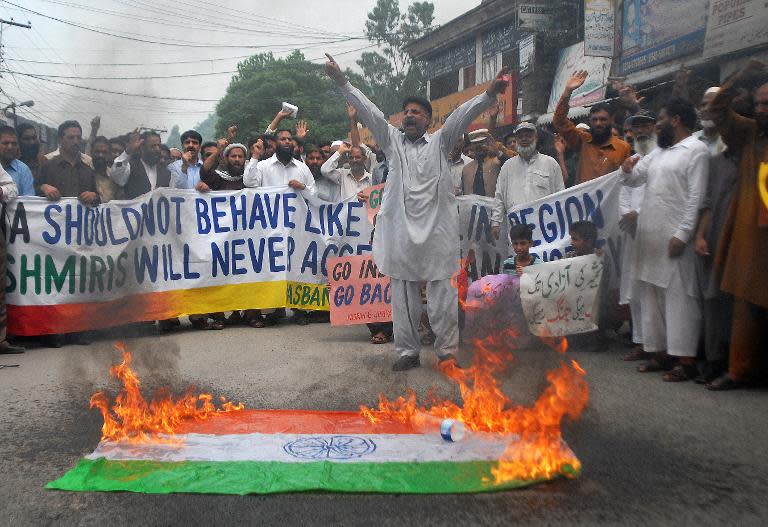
[
  {"left": 215, "top": 51, "right": 371, "bottom": 145},
  {"left": 165, "top": 125, "right": 180, "bottom": 148},
  {"left": 357, "top": 0, "right": 434, "bottom": 115},
  {"left": 194, "top": 113, "right": 218, "bottom": 143}
]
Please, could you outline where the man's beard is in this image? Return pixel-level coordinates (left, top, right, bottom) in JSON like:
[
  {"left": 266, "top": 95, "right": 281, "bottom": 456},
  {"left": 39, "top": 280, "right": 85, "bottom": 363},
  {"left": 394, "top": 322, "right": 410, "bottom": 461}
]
[
  {"left": 349, "top": 161, "right": 366, "bottom": 173},
  {"left": 275, "top": 145, "right": 293, "bottom": 163},
  {"left": 19, "top": 142, "right": 40, "bottom": 160},
  {"left": 92, "top": 157, "right": 108, "bottom": 172},
  {"left": 517, "top": 141, "right": 537, "bottom": 158},
  {"left": 591, "top": 127, "right": 611, "bottom": 144},
  {"left": 307, "top": 164, "right": 322, "bottom": 178},
  {"left": 142, "top": 151, "right": 160, "bottom": 166},
  {"left": 700, "top": 119, "right": 716, "bottom": 129},
  {"left": 227, "top": 163, "right": 244, "bottom": 176},
  {"left": 633, "top": 134, "right": 657, "bottom": 156},
  {"left": 657, "top": 123, "right": 675, "bottom": 148}
]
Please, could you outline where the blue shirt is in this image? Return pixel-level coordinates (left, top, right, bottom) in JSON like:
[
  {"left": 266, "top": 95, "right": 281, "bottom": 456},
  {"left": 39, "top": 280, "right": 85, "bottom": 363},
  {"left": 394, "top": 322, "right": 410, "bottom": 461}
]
[
  {"left": 169, "top": 157, "right": 203, "bottom": 189},
  {"left": 4, "top": 159, "right": 35, "bottom": 196}
]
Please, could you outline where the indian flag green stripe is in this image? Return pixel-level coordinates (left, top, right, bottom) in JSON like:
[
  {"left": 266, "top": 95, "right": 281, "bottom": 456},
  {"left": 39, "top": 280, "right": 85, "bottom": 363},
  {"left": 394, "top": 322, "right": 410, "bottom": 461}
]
[{"left": 47, "top": 458, "right": 578, "bottom": 495}]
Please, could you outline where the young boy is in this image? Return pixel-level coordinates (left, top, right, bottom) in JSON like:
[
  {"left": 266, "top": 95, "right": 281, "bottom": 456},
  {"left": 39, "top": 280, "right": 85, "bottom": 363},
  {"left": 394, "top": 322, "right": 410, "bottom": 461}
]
[
  {"left": 566, "top": 220, "right": 601, "bottom": 257},
  {"left": 502, "top": 224, "right": 541, "bottom": 276},
  {"left": 565, "top": 220, "right": 611, "bottom": 351}
]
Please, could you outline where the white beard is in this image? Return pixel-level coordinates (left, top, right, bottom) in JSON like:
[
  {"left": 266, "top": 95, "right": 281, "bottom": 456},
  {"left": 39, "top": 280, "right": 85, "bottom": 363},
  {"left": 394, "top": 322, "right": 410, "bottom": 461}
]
[
  {"left": 634, "top": 134, "right": 657, "bottom": 156},
  {"left": 700, "top": 119, "right": 716, "bottom": 129},
  {"left": 517, "top": 141, "right": 537, "bottom": 159}
]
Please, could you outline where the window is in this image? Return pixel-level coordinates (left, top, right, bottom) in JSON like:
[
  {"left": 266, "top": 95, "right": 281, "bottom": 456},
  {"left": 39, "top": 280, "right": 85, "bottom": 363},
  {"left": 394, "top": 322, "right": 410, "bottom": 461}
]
[
  {"left": 463, "top": 65, "right": 476, "bottom": 89},
  {"left": 430, "top": 70, "right": 460, "bottom": 100}
]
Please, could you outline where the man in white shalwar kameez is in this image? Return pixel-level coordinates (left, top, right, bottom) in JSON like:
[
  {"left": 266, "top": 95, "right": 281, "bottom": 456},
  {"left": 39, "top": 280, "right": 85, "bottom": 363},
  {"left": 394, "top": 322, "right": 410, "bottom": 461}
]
[
  {"left": 621, "top": 98, "right": 709, "bottom": 382},
  {"left": 618, "top": 110, "right": 657, "bottom": 361},
  {"left": 325, "top": 54, "right": 510, "bottom": 371}
]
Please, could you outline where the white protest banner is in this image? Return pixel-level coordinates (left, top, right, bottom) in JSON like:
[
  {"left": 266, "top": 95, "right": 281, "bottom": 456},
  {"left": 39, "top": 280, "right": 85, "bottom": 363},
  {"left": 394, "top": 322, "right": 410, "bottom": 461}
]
[
  {"left": 328, "top": 255, "right": 391, "bottom": 326},
  {"left": 504, "top": 171, "right": 622, "bottom": 288},
  {"left": 703, "top": 0, "right": 768, "bottom": 59},
  {"left": 584, "top": 0, "right": 615, "bottom": 57},
  {"left": 2, "top": 188, "right": 374, "bottom": 335},
  {"left": 519, "top": 254, "right": 604, "bottom": 336},
  {"left": 3, "top": 176, "right": 623, "bottom": 335},
  {"left": 457, "top": 194, "right": 508, "bottom": 279}
]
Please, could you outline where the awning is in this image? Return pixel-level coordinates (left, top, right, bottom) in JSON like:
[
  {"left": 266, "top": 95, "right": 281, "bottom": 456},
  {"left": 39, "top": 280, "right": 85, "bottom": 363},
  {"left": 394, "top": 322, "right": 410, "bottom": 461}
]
[{"left": 536, "top": 106, "right": 590, "bottom": 125}]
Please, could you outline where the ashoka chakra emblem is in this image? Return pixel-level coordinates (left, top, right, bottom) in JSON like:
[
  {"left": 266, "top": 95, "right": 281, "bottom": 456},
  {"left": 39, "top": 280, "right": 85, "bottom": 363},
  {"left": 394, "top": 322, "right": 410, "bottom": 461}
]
[{"left": 283, "top": 436, "right": 376, "bottom": 460}]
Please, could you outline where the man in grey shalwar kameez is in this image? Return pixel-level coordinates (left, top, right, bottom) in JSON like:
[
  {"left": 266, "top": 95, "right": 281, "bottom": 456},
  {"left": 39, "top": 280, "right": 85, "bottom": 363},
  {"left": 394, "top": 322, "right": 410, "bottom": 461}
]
[{"left": 325, "top": 54, "right": 510, "bottom": 371}]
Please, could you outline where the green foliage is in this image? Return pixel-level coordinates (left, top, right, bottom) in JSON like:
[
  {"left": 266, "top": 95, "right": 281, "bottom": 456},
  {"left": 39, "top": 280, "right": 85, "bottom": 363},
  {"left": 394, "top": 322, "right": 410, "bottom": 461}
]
[
  {"left": 214, "top": 50, "right": 371, "bottom": 145},
  {"left": 165, "top": 125, "right": 180, "bottom": 148},
  {"left": 194, "top": 113, "right": 218, "bottom": 143},
  {"left": 357, "top": 0, "right": 434, "bottom": 115}
]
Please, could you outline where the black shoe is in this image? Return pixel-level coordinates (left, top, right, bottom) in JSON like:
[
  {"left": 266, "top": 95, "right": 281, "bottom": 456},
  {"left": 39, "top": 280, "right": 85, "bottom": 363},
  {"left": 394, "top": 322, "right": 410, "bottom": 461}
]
[
  {"left": 158, "top": 318, "right": 181, "bottom": 332},
  {"left": 44, "top": 334, "right": 65, "bottom": 348},
  {"left": 438, "top": 353, "right": 463, "bottom": 369},
  {"left": 706, "top": 374, "right": 743, "bottom": 391},
  {"left": 392, "top": 355, "right": 420, "bottom": 371},
  {"left": 0, "top": 342, "right": 25, "bottom": 354},
  {"left": 68, "top": 333, "right": 92, "bottom": 345}
]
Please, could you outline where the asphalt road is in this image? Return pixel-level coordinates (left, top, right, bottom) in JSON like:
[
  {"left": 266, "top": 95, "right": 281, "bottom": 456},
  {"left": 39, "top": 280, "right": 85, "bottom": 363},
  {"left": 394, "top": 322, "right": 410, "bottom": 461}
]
[{"left": 1, "top": 319, "right": 767, "bottom": 527}]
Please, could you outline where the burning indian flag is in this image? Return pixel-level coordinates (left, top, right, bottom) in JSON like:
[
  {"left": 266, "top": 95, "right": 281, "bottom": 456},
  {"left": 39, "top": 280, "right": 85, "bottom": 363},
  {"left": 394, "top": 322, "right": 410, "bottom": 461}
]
[
  {"left": 48, "top": 333, "right": 588, "bottom": 495},
  {"left": 47, "top": 409, "right": 578, "bottom": 494}
]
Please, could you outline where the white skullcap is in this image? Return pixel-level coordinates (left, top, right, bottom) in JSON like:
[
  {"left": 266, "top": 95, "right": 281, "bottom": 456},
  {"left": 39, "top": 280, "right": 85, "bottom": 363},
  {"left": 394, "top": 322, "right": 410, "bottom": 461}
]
[
  {"left": 705, "top": 86, "right": 720, "bottom": 96},
  {"left": 223, "top": 143, "right": 247, "bottom": 156}
]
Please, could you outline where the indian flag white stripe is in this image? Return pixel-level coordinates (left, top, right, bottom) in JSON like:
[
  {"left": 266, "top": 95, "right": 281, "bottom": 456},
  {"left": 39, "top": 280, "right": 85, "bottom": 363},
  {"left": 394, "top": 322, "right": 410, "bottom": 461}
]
[{"left": 86, "top": 432, "right": 517, "bottom": 464}]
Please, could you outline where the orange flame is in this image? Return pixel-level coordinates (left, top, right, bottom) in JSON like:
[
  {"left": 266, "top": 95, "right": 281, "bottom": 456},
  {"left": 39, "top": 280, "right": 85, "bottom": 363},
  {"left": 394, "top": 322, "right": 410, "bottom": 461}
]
[
  {"left": 90, "top": 342, "right": 244, "bottom": 443},
  {"left": 362, "top": 274, "right": 589, "bottom": 484}
]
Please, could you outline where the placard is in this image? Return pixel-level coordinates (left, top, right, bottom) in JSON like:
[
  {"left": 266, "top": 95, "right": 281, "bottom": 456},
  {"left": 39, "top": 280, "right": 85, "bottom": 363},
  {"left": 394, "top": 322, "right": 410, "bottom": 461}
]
[
  {"left": 328, "top": 255, "right": 391, "bottom": 326},
  {"left": 519, "top": 254, "right": 604, "bottom": 336}
]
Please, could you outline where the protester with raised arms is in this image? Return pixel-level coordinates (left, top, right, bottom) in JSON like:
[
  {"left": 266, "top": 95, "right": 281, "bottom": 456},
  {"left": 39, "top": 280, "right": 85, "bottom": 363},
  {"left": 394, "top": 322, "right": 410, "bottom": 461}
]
[{"left": 324, "top": 53, "right": 509, "bottom": 372}]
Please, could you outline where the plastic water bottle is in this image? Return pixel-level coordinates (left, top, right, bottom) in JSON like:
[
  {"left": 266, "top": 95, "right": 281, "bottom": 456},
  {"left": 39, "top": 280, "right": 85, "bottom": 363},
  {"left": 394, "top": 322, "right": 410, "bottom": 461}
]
[{"left": 440, "top": 419, "right": 465, "bottom": 442}]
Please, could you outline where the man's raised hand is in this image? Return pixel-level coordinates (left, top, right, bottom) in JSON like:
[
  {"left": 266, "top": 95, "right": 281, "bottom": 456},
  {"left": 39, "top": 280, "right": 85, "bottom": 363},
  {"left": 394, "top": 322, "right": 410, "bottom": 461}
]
[
  {"left": 347, "top": 103, "right": 358, "bottom": 121},
  {"left": 296, "top": 120, "right": 309, "bottom": 139},
  {"left": 125, "top": 128, "right": 143, "bottom": 155},
  {"left": 324, "top": 53, "right": 347, "bottom": 85},
  {"left": 487, "top": 68, "right": 510, "bottom": 96},
  {"left": 226, "top": 124, "right": 238, "bottom": 142},
  {"left": 564, "top": 70, "right": 588, "bottom": 94}
]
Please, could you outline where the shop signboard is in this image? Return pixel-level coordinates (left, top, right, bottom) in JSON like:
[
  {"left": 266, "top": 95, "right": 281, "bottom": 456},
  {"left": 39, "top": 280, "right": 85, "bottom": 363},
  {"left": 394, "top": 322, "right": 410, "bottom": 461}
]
[
  {"left": 547, "top": 42, "right": 612, "bottom": 113},
  {"left": 703, "top": 0, "right": 768, "bottom": 59},
  {"left": 584, "top": 0, "right": 615, "bottom": 57},
  {"left": 620, "top": 0, "right": 708, "bottom": 74}
]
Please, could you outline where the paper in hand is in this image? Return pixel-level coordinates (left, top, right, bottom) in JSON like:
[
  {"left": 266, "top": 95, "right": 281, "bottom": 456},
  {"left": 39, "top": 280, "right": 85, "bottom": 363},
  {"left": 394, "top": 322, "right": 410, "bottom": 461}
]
[{"left": 282, "top": 102, "right": 298, "bottom": 118}]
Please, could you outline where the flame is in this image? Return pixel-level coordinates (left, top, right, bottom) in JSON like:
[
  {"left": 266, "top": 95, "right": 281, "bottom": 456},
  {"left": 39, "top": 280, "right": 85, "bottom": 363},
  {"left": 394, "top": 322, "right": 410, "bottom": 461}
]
[
  {"left": 90, "top": 342, "right": 244, "bottom": 443},
  {"left": 363, "top": 271, "right": 589, "bottom": 484}
]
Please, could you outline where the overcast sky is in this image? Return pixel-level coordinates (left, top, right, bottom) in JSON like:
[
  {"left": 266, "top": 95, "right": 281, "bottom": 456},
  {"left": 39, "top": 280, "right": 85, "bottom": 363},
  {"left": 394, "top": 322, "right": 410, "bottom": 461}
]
[{"left": 0, "top": 0, "right": 481, "bottom": 137}]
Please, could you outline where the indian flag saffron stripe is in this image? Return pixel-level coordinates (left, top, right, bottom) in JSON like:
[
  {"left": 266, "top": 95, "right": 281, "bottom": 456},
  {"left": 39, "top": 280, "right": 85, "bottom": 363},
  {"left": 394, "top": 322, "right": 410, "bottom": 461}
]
[
  {"left": 46, "top": 410, "right": 579, "bottom": 495},
  {"left": 9, "top": 280, "right": 328, "bottom": 336}
]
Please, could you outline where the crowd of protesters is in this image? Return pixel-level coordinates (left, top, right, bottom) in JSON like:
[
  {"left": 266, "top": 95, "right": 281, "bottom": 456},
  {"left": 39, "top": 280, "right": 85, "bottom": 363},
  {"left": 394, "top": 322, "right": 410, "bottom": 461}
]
[{"left": 0, "top": 59, "right": 766, "bottom": 390}]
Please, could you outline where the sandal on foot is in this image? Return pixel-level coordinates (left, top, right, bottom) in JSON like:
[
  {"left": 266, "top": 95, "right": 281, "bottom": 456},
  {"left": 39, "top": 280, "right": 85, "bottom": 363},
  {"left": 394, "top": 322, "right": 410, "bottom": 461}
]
[
  {"left": 370, "top": 333, "right": 390, "bottom": 344},
  {"left": 248, "top": 318, "right": 267, "bottom": 328},
  {"left": 706, "top": 374, "right": 743, "bottom": 391},
  {"left": 637, "top": 357, "right": 671, "bottom": 373},
  {"left": 662, "top": 364, "right": 697, "bottom": 382},
  {"left": 191, "top": 318, "right": 224, "bottom": 331}
]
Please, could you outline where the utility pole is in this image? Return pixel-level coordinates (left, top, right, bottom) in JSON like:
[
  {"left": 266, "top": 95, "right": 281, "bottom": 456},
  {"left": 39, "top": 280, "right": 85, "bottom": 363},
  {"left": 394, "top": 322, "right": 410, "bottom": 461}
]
[{"left": 0, "top": 18, "right": 32, "bottom": 126}]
